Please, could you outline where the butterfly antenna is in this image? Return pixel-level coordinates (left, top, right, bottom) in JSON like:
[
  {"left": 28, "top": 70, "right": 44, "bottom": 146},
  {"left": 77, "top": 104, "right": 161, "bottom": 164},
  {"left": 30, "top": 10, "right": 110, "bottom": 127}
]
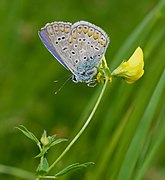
[{"left": 54, "top": 76, "right": 72, "bottom": 94}]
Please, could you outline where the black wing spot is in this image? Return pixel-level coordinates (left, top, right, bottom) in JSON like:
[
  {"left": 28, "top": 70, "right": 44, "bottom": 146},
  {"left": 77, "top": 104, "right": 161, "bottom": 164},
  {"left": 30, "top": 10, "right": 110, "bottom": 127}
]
[
  {"left": 72, "top": 51, "right": 76, "bottom": 55},
  {"left": 95, "top": 47, "right": 100, "bottom": 51},
  {"left": 62, "top": 36, "right": 65, "bottom": 40},
  {"left": 63, "top": 47, "right": 68, "bottom": 51},
  {"left": 75, "top": 59, "right": 79, "bottom": 64},
  {"left": 78, "top": 38, "right": 82, "bottom": 42},
  {"left": 74, "top": 44, "right": 78, "bottom": 48}
]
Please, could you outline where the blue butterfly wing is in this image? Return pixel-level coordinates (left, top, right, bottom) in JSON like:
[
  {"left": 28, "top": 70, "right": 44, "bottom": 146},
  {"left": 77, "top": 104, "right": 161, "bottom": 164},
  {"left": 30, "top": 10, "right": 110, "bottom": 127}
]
[{"left": 38, "top": 28, "right": 69, "bottom": 70}]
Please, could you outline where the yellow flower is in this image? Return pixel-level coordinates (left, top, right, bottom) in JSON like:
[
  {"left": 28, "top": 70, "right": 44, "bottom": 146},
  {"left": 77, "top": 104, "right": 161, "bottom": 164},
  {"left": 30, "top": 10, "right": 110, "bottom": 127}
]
[{"left": 111, "top": 47, "right": 144, "bottom": 83}]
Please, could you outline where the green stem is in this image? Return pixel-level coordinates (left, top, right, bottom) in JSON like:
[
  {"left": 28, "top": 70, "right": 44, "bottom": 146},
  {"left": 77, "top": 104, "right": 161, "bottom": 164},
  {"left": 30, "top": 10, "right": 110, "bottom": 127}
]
[
  {"left": 48, "top": 80, "right": 108, "bottom": 173},
  {"left": 39, "top": 175, "right": 57, "bottom": 179}
]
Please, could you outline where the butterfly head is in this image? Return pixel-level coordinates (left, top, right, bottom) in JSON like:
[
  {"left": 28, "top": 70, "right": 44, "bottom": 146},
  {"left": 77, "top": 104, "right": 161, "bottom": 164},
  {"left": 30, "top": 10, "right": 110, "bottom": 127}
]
[{"left": 71, "top": 67, "right": 97, "bottom": 83}]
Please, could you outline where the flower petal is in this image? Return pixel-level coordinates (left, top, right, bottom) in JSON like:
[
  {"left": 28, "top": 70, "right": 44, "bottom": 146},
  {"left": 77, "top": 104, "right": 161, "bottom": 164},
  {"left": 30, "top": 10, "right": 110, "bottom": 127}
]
[{"left": 111, "top": 47, "right": 144, "bottom": 83}]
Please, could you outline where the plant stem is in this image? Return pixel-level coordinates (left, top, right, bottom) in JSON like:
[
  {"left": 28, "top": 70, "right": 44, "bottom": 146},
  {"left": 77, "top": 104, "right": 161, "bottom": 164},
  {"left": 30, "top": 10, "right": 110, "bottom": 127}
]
[
  {"left": 38, "top": 175, "right": 57, "bottom": 179},
  {"left": 48, "top": 79, "right": 108, "bottom": 173}
]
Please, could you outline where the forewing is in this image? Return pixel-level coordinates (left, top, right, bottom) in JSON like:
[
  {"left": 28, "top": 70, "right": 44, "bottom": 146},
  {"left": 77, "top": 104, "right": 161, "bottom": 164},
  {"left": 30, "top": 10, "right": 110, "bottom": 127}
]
[{"left": 38, "top": 22, "right": 73, "bottom": 70}]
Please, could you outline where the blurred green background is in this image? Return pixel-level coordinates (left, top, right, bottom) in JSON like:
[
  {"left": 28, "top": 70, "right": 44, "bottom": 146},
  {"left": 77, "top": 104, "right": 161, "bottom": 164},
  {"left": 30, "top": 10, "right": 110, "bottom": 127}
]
[{"left": 0, "top": 0, "right": 165, "bottom": 179}]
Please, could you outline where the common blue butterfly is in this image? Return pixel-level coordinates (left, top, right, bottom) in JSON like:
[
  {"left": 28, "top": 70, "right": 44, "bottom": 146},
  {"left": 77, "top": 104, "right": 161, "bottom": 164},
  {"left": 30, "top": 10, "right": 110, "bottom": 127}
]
[{"left": 38, "top": 21, "right": 109, "bottom": 85}]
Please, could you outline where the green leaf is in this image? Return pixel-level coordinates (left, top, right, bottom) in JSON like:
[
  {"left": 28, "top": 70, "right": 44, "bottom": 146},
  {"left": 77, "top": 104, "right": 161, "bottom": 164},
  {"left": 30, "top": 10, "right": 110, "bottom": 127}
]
[
  {"left": 49, "top": 138, "right": 68, "bottom": 148},
  {"left": 117, "top": 69, "right": 165, "bottom": 180},
  {"left": 55, "top": 162, "right": 94, "bottom": 177},
  {"left": 16, "top": 125, "right": 40, "bottom": 145},
  {"left": 35, "top": 147, "right": 48, "bottom": 158},
  {"left": 36, "top": 157, "right": 49, "bottom": 176},
  {"left": 35, "top": 138, "right": 68, "bottom": 158}
]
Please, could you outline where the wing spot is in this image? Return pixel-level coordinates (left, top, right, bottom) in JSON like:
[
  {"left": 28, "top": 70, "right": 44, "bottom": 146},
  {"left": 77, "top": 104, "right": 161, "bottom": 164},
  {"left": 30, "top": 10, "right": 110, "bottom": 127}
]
[
  {"left": 77, "top": 25, "right": 83, "bottom": 33},
  {"left": 64, "top": 25, "right": 71, "bottom": 33},
  {"left": 95, "top": 47, "right": 100, "bottom": 51},
  {"left": 78, "top": 38, "right": 82, "bottom": 42},
  {"left": 57, "top": 37, "right": 61, "bottom": 41},
  {"left": 75, "top": 59, "right": 79, "bottom": 64},
  {"left": 83, "top": 26, "right": 88, "bottom": 33},
  {"left": 80, "top": 50, "right": 84, "bottom": 54},
  {"left": 62, "top": 47, "right": 68, "bottom": 51},
  {"left": 71, "top": 51, "right": 76, "bottom": 55},
  {"left": 74, "top": 44, "right": 78, "bottom": 48},
  {"left": 59, "top": 24, "right": 64, "bottom": 31}
]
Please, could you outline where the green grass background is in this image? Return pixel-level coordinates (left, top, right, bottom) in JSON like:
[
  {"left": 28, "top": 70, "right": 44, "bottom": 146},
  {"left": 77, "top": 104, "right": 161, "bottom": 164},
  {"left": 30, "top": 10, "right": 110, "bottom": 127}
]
[{"left": 0, "top": 0, "right": 165, "bottom": 179}]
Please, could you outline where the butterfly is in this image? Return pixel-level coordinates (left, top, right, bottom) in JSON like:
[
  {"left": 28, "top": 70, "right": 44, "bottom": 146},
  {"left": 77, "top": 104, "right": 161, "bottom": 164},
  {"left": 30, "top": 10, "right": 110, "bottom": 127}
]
[{"left": 38, "top": 21, "right": 109, "bottom": 86}]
